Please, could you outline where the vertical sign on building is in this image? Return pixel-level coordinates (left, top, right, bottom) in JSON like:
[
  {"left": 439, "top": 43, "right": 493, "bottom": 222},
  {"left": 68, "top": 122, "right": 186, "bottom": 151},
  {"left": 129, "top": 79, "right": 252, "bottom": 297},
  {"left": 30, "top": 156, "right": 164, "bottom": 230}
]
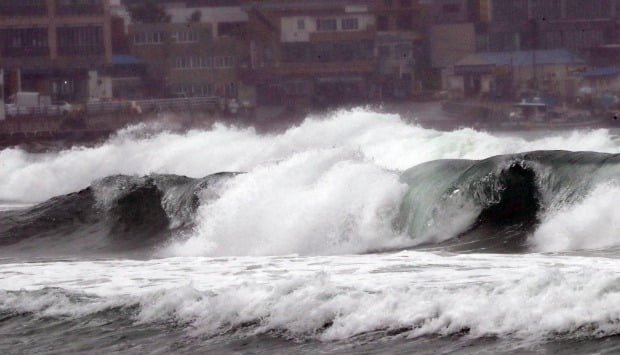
[{"left": 0, "top": 69, "right": 5, "bottom": 121}]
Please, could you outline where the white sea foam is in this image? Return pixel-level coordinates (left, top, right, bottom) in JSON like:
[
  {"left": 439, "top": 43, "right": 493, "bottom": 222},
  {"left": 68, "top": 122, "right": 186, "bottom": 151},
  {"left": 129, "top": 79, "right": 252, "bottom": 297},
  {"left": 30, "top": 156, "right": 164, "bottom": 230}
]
[
  {"left": 2, "top": 253, "right": 620, "bottom": 342},
  {"left": 531, "top": 183, "right": 620, "bottom": 252},
  {"left": 1, "top": 108, "right": 618, "bottom": 203},
  {"left": 165, "top": 149, "right": 410, "bottom": 256}
]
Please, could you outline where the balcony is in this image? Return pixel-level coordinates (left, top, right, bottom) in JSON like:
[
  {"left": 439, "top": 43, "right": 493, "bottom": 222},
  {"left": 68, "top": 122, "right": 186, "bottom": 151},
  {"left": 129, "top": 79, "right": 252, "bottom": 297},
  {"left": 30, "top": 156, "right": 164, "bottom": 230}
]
[
  {"left": 309, "top": 28, "right": 376, "bottom": 42},
  {"left": 3, "top": 46, "right": 50, "bottom": 57},
  {"left": 55, "top": 0, "right": 103, "bottom": 16},
  {"left": 276, "top": 61, "right": 376, "bottom": 76},
  {"left": 0, "top": 2, "right": 48, "bottom": 17},
  {"left": 58, "top": 45, "right": 104, "bottom": 56}
]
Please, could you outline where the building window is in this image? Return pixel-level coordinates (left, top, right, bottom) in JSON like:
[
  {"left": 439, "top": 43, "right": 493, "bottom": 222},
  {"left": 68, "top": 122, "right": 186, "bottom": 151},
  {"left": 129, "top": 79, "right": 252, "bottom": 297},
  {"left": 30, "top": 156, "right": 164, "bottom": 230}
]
[
  {"left": 341, "top": 18, "right": 359, "bottom": 30},
  {"left": 215, "top": 56, "right": 225, "bottom": 68},
  {"left": 566, "top": 0, "right": 610, "bottom": 19},
  {"left": 225, "top": 82, "right": 237, "bottom": 97},
  {"left": 442, "top": 4, "right": 460, "bottom": 14},
  {"left": 174, "top": 57, "right": 191, "bottom": 69},
  {"left": 0, "top": 0, "right": 47, "bottom": 16},
  {"left": 178, "top": 83, "right": 214, "bottom": 97},
  {"left": 173, "top": 31, "right": 199, "bottom": 43},
  {"left": 309, "top": 40, "right": 374, "bottom": 62},
  {"left": 492, "top": 0, "right": 528, "bottom": 23},
  {"left": 282, "top": 43, "right": 310, "bottom": 62},
  {"left": 133, "top": 31, "right": 164, "bottom": 45},
  {"left": 201, "top": 56, "right": 212, "bottom": 68},
  {"left": 174, "top": 56, "right": 218, "bottom": 70},
  {"left": 214, "top": 56, "right": 235, "bottom": 68},
  {"left": 263, "top": 47, "right": 273, "bottom": 62},
  {"left": 297, "top": 19, "right": 305, "bottom": 30},
  {"left": 284, "top": 81, "right": 306, "bottom": 96},
  {"left": 57, "top": 26, "right": 104, "bottom": 56},
  {"left": 395, "top": 44, "right": 411, "bottom": 58},
  {"left": 190, "top": 56, "right": 200, "bottom": 68},
  {"left": 55, "top": 0, "right": 102, "bottom": 15},
  {"left": 51, "top": 78, "right": 75, "bottom": 100},
  {"left": 316, "top": 18, "right": 338, "bottom": 31},
  {"left": 1, "top": 27, "right": 49, "bottom": 56},
  {"left": 378, "top": 45, "right": 391, "bottom": 58},
  {"left": 218, "top": 22, "right": 245, "bottom": 37},
  {"left": 396, "top": 14, "right": 413, "bottom": 30},
  {"left": 377, "top": 16, "right": 389, "bottom": 31}
]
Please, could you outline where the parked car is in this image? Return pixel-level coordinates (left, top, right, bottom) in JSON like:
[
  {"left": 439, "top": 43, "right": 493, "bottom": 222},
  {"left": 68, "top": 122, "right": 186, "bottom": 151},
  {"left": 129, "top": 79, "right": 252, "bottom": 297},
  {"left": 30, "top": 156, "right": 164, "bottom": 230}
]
[
  {"left": 49, "top": 101, "right": 73, "bottom": 115},
  {"left": 5, "top": 103, "right": 17, "bottom": 115}
]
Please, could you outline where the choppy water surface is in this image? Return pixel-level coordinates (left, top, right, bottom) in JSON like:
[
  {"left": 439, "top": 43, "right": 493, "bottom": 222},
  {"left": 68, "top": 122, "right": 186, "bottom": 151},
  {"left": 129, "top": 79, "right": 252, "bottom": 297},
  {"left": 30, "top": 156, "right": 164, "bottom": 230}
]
[{"left": 3, "top": 109, "right": 620, "bottom": 354}]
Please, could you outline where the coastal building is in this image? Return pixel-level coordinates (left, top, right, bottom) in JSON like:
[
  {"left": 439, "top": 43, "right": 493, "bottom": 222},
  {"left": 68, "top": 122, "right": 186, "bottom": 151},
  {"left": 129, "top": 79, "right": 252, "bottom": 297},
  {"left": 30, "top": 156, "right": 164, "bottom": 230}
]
[
  {"left": 476, "top": 0, "right": 620, "bottom": 52},
  {"left": 581, "top": 67, "right": 620, "bottom": 94},
  {"left": 449, "top": 49, "right": 586, "bottom": 100},
  {"left": 427, "top": 0, "right": 471, "bottom": 24},
  {"left": 426, "top": 0, "right": 478, "bottom": 92},
  {"left": 125, "top": 0, "right": 249, "bottom": 100},
  {"left": 241, "top": 0, "right": 378, "bottom": 109},
  {"left": 0, "top": 0, "right": 113, "bottom": 102},
  {"left": 370, "top": 0, "right": 427, "bottom": 98}
]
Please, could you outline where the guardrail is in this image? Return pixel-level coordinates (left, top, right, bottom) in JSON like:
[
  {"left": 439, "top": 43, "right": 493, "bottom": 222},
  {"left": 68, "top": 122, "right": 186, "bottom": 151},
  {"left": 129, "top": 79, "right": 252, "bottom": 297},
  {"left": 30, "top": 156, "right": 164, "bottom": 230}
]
[
  {"left": 84, "top": 96, "right": 220, "bottom": 115},
  {"left": 6, "top": 105, "right": 70, "bottom": 117},
  {"left": 5, "top": 96, "right": 221, "bottom": 118}
]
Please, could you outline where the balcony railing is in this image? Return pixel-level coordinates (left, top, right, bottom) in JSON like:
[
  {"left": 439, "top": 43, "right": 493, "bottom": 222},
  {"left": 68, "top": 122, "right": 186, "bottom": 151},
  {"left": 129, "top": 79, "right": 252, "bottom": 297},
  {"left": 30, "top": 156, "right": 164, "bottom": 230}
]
[
  {"left": 55, "top": 0, "right": 103, "bottom": 16},
  {"left": 58, "top": 45, "right": 104, "bottom": 56},
  {"left": 3, "top": 46, "right": 50, "bottom": 57},
  {"left": 276, "top": 61, "right": 376, "bottom": 76},
  {"left": 0, "top": 4, "right": 48, "bottom": 16}
]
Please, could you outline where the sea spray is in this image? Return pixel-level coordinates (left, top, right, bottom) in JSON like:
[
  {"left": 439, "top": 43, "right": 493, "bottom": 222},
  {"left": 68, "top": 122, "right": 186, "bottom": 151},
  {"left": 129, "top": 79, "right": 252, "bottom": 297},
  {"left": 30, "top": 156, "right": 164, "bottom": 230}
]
[{"left": 1, "top": 109, "right": 618, "bottom": 203}]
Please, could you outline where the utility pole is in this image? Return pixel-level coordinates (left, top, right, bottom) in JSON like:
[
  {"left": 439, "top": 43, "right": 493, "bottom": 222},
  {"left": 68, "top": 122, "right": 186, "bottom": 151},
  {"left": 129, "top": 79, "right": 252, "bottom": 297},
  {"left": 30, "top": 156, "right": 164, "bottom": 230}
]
[
  {"left": 0, "top": 69, "right": 5, "bottom": 121},
  {"left": 530, "top": 17, "right": 538, "bottom": 91}
]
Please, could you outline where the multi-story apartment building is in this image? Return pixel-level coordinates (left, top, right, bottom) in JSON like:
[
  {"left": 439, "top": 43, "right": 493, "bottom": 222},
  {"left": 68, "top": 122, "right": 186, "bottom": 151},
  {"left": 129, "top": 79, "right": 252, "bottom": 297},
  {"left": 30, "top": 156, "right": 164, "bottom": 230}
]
[
  {"left": 426, "top": 0, "right": 478, "bottom": 91},
  {"left": 126, "top": 0, "right": 248, "bottom": 99},
  {"left": 242, "top": 0, "right": 378, "bottom": 108},
  {"left": 477, "top": 0, "right": 620, "bottom": 52},
  {"left": 429, "top": 0, "right": 620, "bottom": 97},
  {"left": 0, "top": 0, "right": 113, "bottom": 102},
  {"left": 428, "top": 0, "right": 471, "bottom": 24},
  {"left": 370, "top": 0, "right": 426, "bottom": 97}
]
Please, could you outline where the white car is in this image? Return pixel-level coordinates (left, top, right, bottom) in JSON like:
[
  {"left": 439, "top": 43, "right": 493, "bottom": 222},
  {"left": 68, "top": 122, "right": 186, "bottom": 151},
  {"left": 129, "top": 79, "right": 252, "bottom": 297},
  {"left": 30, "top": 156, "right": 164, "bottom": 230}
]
[
  {"left": 48, "top": 101, "right": 73, "bottom": 115},
  {"left": 5, "top": 103, "right": 17, "bottom": 115}
]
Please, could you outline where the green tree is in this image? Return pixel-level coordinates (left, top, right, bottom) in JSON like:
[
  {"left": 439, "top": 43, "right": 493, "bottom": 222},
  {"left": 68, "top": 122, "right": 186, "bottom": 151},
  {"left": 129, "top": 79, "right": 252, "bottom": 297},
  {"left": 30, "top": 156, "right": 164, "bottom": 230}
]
[{"left": 128, "top": 1, "right": 171, "bottom": 24}]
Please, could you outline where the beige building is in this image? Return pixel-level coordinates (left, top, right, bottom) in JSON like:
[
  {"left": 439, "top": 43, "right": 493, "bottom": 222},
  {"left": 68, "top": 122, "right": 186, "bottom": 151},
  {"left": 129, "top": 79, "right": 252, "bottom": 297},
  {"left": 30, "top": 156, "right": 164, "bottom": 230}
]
[
  {"left": 242, "top": 0, "right": 378, "bottom": 108},
  {"left": 429, "top": 23, "right": 476, "bottom": 91},
  {"left": 128, "top": 3, "right": 248, "bottom": 100},
  {"left": 0, "top": 0, "right": 113, "bottom": 101}
]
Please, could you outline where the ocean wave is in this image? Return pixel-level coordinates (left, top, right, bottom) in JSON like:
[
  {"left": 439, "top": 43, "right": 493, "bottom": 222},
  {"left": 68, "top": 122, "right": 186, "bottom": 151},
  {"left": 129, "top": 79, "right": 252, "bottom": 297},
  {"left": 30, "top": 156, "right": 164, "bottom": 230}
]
[
  {"left": 532, "top": 183, "right": 620, "bottom": 252},
  {"left": 1, "top": 109, "right": 618, "bottom": 203},
  {"left": 3, "top": 255, "right": 620, "bottom": 343},
  {"left": 4, "top": 150, "right": 620, "bottom": 256}
]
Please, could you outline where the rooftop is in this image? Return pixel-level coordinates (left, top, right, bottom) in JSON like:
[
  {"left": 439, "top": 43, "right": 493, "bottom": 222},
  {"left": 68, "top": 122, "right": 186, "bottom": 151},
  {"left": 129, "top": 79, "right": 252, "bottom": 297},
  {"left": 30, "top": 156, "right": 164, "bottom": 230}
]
[{"left": 582, "top": 67, "right": 620, "bottom": 77}]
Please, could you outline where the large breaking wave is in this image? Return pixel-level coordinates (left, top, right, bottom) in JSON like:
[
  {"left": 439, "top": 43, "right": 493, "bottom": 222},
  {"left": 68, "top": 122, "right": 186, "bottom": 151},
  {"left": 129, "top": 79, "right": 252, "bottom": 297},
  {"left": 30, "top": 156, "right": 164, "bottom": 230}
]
[
  {"left": 1, "top": 109, "right": 618, "bottom": 203},
  {"left": 397, "top": 150, "right": 620, "bottom": 253},
  {"left": 3, "top": 109, "right": 620, "bottom": 256}
]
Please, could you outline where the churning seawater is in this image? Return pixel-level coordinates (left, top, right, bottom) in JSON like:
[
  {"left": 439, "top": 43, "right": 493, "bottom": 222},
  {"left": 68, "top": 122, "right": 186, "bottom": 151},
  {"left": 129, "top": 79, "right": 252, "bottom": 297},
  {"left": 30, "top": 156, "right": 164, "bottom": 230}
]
[{"left": 3, "top": 108, "right": 620, "bottom": 354}]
